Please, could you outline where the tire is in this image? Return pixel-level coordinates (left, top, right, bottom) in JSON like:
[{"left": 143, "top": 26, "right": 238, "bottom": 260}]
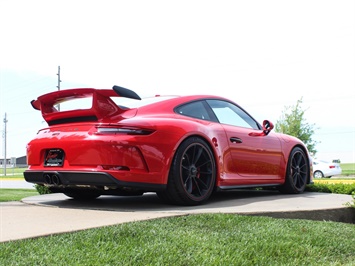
[
  {"left": 157, "top": 137, "right": 216, "bottom": 205},
  {"left": 279, "top": 147, "right": 309, "bottom": 194},
  {"left": 313, "top": 170, "right": 324, "bottom": 178},
  {"left": 63, "top": 188, "right": 101, "bottom": 200}
]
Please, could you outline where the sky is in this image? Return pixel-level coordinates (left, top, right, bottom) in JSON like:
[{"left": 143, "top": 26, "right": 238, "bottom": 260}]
[{"left": 0, "top": 0, "right": 354, "bottom": 163}]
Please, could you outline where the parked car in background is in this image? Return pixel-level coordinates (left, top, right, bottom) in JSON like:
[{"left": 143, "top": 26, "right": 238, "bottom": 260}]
[{"left": 313, "top": 159, "right": 342, "bottom": 178}]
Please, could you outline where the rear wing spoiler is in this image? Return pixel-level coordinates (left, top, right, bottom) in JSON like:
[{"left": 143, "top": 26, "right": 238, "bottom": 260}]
[{"left": 31, "top": 85, "right": 141, "bottom": 125}]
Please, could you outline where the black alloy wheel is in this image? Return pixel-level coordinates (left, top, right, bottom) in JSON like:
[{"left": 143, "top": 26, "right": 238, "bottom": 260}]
[
  {"left": 279, "top": 147, "right": 309, "bottom": 194},
  {"left": 157, "top": 137, "right": 216, "bottom": 205}
]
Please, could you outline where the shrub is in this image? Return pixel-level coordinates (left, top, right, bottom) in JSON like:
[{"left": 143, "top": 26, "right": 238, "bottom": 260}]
[
  {"left": 345, "top": 192, "right": 355, "bottom": 208},
  {"left": 35, "top": 184, "right": 52, "bottom": 195},
  {"left": 306, "top": 183, "right": 355, "bottom": 195},
  {"left": 306, "top": 183, "right": 331, "bottom": 193}
]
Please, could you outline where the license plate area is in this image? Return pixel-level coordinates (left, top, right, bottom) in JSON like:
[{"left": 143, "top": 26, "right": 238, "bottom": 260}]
[{"left": 44, "top": 149, "right": 65, "bottom": 167}]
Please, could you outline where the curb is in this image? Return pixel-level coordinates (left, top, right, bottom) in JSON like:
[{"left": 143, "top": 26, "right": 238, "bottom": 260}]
[{"left": 245, "top": 207, "right": 355, "bottom": 224}]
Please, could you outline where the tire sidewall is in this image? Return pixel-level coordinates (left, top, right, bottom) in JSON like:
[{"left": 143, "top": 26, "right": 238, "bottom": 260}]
[
  {"left": 283, "top": 147, "right": 308, "bottom": 193},
  {"left": 170, "top": 137, "right": 216, "bottom": 204}
]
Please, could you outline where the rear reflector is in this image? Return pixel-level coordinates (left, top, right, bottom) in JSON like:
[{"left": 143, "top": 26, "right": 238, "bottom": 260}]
[{"left": 99, "top": 165, "right": 130, "bottom": 171}]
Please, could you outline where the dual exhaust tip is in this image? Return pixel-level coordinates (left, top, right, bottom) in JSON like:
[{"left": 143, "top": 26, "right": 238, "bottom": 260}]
[{"left": 44, "top": 173, "right": 61, "bottom": 185}]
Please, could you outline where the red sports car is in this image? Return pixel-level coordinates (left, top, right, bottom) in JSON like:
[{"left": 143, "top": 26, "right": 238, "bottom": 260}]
[{"left": 24, "top": 85, "right": 313, "bottom": 205}]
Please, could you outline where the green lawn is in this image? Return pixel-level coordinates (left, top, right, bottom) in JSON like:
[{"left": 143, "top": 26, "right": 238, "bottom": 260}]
[
  {"left": 1, "top": 214, "right": 354, "bottom": 265},
  {"left": 0, "top": 174, "right": 24, "bottom": 179},
  {"left": 1, "top": 183, "right": 354, "bottom": 265},
  {"left": 0, "top": 189, "right": 38, "bottom": 201},
  {"left": 341, "top": 163, "right": 355, "bottom": 176},
  {"left": 0, "top": 167, "right": 26, "bottom": 176}
]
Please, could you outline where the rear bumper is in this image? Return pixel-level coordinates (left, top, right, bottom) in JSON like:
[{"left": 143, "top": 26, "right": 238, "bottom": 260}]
[{"left": 24, "top": 171, "right": 166, "bottom": 192}]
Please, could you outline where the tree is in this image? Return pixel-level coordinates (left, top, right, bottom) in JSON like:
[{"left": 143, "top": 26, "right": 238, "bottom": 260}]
[{"left": 275, "top": 97, "right": 318, "bottom": 155}]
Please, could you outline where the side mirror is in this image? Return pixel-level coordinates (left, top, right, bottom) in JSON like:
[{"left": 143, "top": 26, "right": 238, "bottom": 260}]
[{"left": 262, "top": 120, "right": 274, "bottom": 135}]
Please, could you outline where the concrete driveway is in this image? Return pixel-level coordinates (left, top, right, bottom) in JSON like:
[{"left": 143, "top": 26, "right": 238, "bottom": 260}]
[{"left": 1, "top": 190, "right": 354, "bottom": 242}]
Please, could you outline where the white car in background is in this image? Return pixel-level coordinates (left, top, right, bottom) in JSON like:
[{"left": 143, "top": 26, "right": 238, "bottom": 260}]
[{"left": 312, "top": 159, "right": 342, "bottom": 178}]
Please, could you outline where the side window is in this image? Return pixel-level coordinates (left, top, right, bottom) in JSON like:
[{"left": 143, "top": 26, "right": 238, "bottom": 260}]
[
  {"left": 175, "top": 101, "right": 212, "bottom": 121},
  {"left": 206, "top": 100, "right": 260, "bottom": 129}
]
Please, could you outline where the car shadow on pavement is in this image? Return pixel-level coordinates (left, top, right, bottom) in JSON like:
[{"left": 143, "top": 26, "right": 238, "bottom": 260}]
[
  {"left": 22, "top": 189, "right": 315, "bottom": 213},
  {"left": 22, "top": 190, "right": 355, "bottom": 223}
]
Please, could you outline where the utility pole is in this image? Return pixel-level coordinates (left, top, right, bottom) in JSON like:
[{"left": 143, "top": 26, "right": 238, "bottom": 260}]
[
  {"left": 56, "top": 66, "right": 61, "bottom": 111},
  {"left": 3, "top": 113, "right": 7, "bottom": 176}
]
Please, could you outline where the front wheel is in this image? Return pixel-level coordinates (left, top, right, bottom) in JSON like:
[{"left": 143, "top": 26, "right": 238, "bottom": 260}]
[
  {"left": 157, "top": 137, "right": 216, "bottom": 205},
  {"left": 279, "top": 147, "right": 309, "bottom": 194}
]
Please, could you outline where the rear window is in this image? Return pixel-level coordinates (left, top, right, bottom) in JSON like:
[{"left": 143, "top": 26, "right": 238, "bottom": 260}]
[
  {"left": 54, "top": 95, "right": 177, "bottom": 112},
  {"left": 58, "top": 97, "right": 93, "bottom": 111},
  {"left": 110, "top": 96, "right": 177, "bottom": 109},
  {"left": 175, "top": 101, "right": 213, "bottom": 121}
]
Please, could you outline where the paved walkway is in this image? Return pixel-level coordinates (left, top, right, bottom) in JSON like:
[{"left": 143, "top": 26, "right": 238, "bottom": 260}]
[
  {"left": 0, "top": 179, "right": 35, "bottom": 189},
  {"left": 1, "top": 191, "right": 354, "bottom": 242}
]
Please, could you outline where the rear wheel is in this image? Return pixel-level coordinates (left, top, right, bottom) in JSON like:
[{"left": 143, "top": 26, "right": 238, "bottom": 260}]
[
  {"left": 63, "top": 188, "right": 101, "bottom": 200},
  {"left": 279, "top": 147, "right": 308, "bottom": 194},
  {"left": 157, "top": 137, "right": 216, "bottom": 205}
]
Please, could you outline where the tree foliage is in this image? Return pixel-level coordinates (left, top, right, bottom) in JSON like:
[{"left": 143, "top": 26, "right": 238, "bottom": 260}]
[{"left": 275, "top": 98, "right": 318, "bottom": 155}]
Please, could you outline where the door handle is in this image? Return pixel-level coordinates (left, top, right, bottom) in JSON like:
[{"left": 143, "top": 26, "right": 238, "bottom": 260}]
[{"left": 230, "top": 137, "right": 242, "bottom": 143}]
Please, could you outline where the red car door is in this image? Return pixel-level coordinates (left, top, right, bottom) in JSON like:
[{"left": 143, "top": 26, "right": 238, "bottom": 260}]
[
  {"left": 206, "top": 99, "right": 283, "bottom": 182},
  {"left": 222, "top": 124, "right": 283, "bottom": 179}
]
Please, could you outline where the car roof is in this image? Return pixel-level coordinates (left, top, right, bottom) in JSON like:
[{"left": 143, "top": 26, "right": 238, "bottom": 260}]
[{"left": 114, "top": 94, "right": 232, "bottom": 111}]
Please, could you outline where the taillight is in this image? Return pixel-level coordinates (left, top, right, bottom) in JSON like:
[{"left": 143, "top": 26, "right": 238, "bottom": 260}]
[
  {"left": 95, "top": 126, "right": 154, "bottom": 135},
  {"left": 329, "top": 165, "right": 335, "bottom": 169}
]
